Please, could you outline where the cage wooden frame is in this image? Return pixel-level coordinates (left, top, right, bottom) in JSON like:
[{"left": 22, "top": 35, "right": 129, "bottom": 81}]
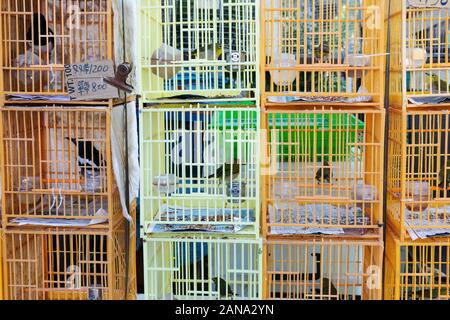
[
  {"left": 1, "top": 212, "right": 137, "bottom": 300},
  {"left": 0, "top": 228, "right": 3, "bottom": 300},
  {"left": 137, "top": 0, "right": 260, "bottom": 102},
  {"left": 385, "top": 226, "right": 450, "bottom": 300},
  {"left": 263, "top": 236, "right": 383, "bottom": 300},
  {"left": 387, "top": 107, "right": 450, "bottom": 242},
  {"left": 0, "top": 101, "right": 127, "bottom": 226},
  {"left": 261, "top": 105, "right": 385, "bottom": 238},
  {"left": 261, "top": 0, "right": 386, "bottom": 106},
  {"left": 388, "top": 1, "right": 450, "bottom": 108},
  {"left": 139, "top": 102, "right": 261, "bottom": 238},
  {"left": 0, "top": 0, "right": 115, "bottom": 97},
  {"left": 143, "top": 234, "right": 263, "bottom": 300}
]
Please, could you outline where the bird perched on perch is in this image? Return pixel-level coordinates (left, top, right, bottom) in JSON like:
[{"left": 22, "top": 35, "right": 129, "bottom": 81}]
[
  {"left": 211, "top": 277, "right": 234, "bottom": 299},
  {"left": 311, "top": 253, "right": 338, "bottom": 299},
  {"left": 66, "top": 138, "right": 106, "bottom": 175},
  {"left": 315, "top": 161, "right": 332, "bottom": 185},
  {"left": 414, "top": 287, "right": 449, "bottom": 300},
  {"left": 27, "top": 13, "right": 55, "bottom": 56},
  {"left": 316, "top": 277, "right": 338, "bottom": 299},
  {"left": 406, "top": 248, "right": 449, "bottom": 300},
  {"left": 271, "top": 253, "right": 339, "bottom": 299},
  {"left": 314, "top": 40, "right": 331, "bottom": 63},
  {"left": 438, "top": 160, "right": 450, "bottom": 191},
  {"left": 428, "top": 72, "right": 450, "bottom": 93},
  {"left": 207, "top": 159, "right": 241, "bottom": 180},
  {"left": 184, "top": 43, "right": 223, "bottom": 61}
]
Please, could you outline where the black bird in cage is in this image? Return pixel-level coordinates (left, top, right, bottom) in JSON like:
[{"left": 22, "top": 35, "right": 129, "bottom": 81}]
[
  {"left": 315, "top": 161, "right": 332, "bottom": 185},
  {"left": 211, "top": 277, "right": 234, "bottom": 298},
  {"left": 207, "top": 159, "right": 241, "bottom": 180},
  {"left": 311, "top": 253, "right": 338, "bottom": 299},
  {"left": 66, "top": 138, "right": 106, "bottom": 175},
  {"left": 27, "top": 13, "right": 55, "bottom": 56},
  {"left": 271, "top": 252, "right": 339, "bottom": 299},
  {"left": 406, "top": 245, "right": 448, "bottom": 300}
]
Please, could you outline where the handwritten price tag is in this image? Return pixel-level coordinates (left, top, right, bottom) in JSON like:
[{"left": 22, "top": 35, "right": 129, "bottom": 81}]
[
  {"left": 409, "top": 0, "right": 450, "bottom": 7},
  {"left": 64, "top": 60, "right": 119, "bottom": 101}
]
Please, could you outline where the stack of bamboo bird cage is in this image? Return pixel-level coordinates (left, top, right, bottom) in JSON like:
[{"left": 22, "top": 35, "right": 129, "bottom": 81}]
[
  {"left": 261, "top": 0, "right": 386, "bottom": 300},
  {"left": 137, "top": 0, "right": 263, "bottom": 300},
  {"left": 384, "top": 1, "right": 450, "bottom": 300},
  {"left": 0, "top": 0, "right": 136, "bottom": 300}
]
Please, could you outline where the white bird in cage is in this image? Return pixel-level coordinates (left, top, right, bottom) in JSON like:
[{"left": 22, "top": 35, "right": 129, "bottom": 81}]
[
  {"left": 17, "top": 176, "right": 42, "bottom": 209},
  {"left": 12, "top": 51, "right": 47, "bottom": 90}
]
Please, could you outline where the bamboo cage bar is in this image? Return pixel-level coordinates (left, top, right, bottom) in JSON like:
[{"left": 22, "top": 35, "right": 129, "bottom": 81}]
[{"left": 0, "top": 228, "right": 3, "bottom": 300}]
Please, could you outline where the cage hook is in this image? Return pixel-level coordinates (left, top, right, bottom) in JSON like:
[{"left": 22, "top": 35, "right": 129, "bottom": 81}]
[
  {"left": 49, "top": 64, "right": 56, "bottom": 87},
  {"left": 56, "top": 188, "right": 63, "bottom": 211}
]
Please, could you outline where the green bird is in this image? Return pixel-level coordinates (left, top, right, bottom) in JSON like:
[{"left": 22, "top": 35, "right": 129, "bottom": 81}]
[
  {"left": 438, "top": 160, "right": 450, "bottom": 190},
  {"left": 184, "top": 43, "right": 223, "bottom": 61},
  {"left": 414, "top": 287, "right": 449, "bottom": 300},
  {"left": 207, "top": 159, "right": 241, "bottom": 180},
  {"left": 315, "top": 161, "right": 332, "bottom": 185},
  {"left": 211, "top": 277, "right": 234, "bottom": 298},
  {"left": 428, "top": 72, "right": 450, "bottom": 93}
]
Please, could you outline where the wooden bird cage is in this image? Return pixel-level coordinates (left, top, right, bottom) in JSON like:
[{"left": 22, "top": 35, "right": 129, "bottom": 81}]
[
  {"left": 262, "top": 106, "right": 385, "bottom": 237},
  {"left": 262, "top": 0, "right": 386, "bottom": 105},
  {"left": 387, "top": 108, "right": 450, "bottom": 241},
  {"left": 388, "top": 1, "right": 450, "bottom": 107},
  {"left": 0, "top": 103, "right": 126, "bottom": 226},
  {"left": 264, "top": 237, "right": 383, "bottom": 300},
  {"left": 2, "top": 215, "right": 137, "bottom": 300},
  {"left": 0, "top": 0, "right": 113, "bottom": 96},
  {"left": 143, "top": 235, "right": 262, "bottom": 300},
  {"left": 385, "top": 227, "right": 450, "bottom": 300},
  {"left": 137, "top": 0, "right": 259, "bottom": 101},
  {"left": 140, "top": 102, "right": 260, "bottom": 237}
]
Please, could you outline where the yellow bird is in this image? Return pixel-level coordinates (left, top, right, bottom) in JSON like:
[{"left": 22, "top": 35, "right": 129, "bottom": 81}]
[{"left": 438, "top": 160, "right": 450, "bottom": 190}]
